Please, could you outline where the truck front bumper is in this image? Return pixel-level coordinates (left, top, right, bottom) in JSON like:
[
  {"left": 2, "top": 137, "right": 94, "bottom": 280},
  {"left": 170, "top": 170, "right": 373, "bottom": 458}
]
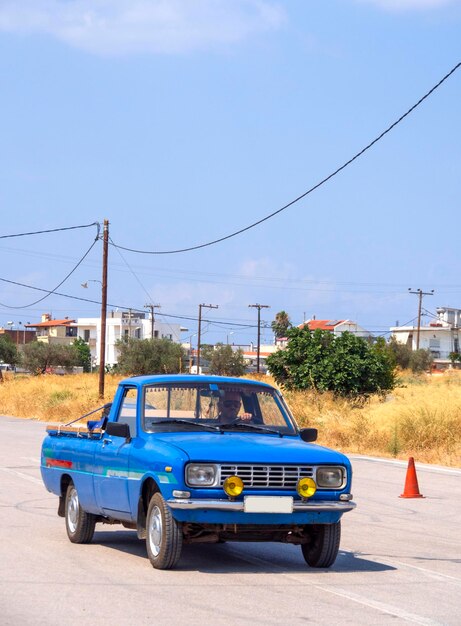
[{"left": 167, "top": 498, "right": 356, "bottom": 513}]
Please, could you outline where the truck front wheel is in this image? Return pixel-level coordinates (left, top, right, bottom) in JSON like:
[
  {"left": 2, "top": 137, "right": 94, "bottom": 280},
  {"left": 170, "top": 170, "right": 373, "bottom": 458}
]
[
  {"left": 301, "top": 522, "right": 341, "bottom": 568},
  {"left": 146, "top": 493, "right": 182, "bottom": 569},
  {"left": 65, "top": 482, "right": 96, "bottom": 544}
]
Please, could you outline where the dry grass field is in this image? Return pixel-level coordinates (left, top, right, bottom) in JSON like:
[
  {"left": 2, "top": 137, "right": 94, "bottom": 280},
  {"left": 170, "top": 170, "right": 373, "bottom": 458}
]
[{"left": 1, "top": 371, "right": 460, "bottom": 467}]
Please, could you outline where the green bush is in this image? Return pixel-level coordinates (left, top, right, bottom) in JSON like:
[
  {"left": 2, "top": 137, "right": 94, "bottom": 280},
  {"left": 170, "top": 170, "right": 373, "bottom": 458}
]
[
  {"left": 409, "top": 349, "right": 433, "bottom": 373},
  {"left": 22, "top": 342, "right": 80, "bottom": 374},
  {"left": 266, "top": 328, "right": 396, "bottom": 397},
  {"left": 386, "top": 337, "right": 412, "bottom": 370},
  {"left": 115, "top": 337, "right": 185, "bottom": 375},
  {"left": 73, "top": 337, "right": 92, "bottom": 372},
  {"left": 201, "top": 343, "right": 246, "bottom": 376},
  {"left": 0, "top": 335, "right": 20, "bottom": 369}
]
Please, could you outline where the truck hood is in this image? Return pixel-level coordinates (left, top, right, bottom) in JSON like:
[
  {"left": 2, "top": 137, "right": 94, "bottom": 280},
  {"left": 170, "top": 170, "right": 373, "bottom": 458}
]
[{"left": 153, "top": 432, "right": 349, "bottom": 466}]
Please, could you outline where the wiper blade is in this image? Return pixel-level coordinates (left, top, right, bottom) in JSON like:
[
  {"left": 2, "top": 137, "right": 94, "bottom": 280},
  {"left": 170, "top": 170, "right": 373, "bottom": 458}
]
[
  {"left": 151, "top": 418, "right": 219, "bottom": 431},
  {"left": 219, "top": 422, "right": 282, "bottom": 436}
]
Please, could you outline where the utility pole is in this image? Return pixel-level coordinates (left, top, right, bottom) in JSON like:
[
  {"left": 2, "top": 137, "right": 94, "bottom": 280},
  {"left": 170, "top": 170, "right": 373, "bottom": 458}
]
[
  {"left": 99, "top": 219, "right": 109, "bottom": 399},
  {"left": 408, "top": 288, "right": 434, "bottom": 350},
  {"left": 128, "top": 308, "right": 132, "bottom": 338},
  {"left": 144, "top": 303, "right": 161, "bottom": 339},
  {"left": 197, "top": 303, "right": 218, "bottom": 374},
  {"left": 249, "top": 303, "right": 270, "bottom": 373}
]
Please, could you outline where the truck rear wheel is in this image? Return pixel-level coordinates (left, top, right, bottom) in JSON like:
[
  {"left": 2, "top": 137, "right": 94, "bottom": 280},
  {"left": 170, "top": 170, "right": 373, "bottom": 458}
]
[
  {"left": 146, "top": 493, "right": 182, "bottom": 569},
  {"left": 65, "top": 482, "right": 96, "bottom": 544},
  {"left": 301, "top": 522, "right": 341, "bottom": 568}
]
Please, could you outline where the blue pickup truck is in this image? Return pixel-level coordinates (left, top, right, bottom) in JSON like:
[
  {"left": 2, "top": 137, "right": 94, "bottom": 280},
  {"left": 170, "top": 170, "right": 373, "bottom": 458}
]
[{"left": 41, "top": 375, "right": 355, "bottom": 569}]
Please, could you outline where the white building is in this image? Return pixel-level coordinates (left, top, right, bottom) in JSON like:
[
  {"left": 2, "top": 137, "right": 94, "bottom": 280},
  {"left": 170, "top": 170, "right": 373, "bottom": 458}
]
[
  {"left": 390, "top": 306, "right": 461, "bottom": 366},
  {"left": 77, "top": 310, "right": 187, "bottom": 367}
]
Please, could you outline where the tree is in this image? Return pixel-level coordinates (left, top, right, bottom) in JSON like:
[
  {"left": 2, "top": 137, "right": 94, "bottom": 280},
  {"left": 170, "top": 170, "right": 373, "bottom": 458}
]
[
  {"left": 409, "top": 349, "right": 433, "bottom": 373},
  {"left": 73, "top": 337, "right": 92, "bottom": 372},
  {"left": 22, "top": 342, "right": 80, "bottom": 374},
  {"left": 266, "top": 327, "right": 396, "bottom": 397},
  {"left": 201, "top": 343, "right": 246, "bottom": 376},
  {"left": 386, "top": 336, "right": 412, "bottom": 370},
  {"left": 271, "top": 310, "right": 291, "bottom": 339},
  {"left": 115, "top": 337, "right": 185, "bottom": 375},
  {"left": 0, "top": 335, "right": 20, "bottom": 382}
]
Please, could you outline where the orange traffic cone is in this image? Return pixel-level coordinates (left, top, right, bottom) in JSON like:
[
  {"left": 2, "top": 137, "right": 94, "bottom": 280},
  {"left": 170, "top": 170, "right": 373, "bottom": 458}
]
[{"left": 399, "top": 457, "right": 424, "bottom": 498}]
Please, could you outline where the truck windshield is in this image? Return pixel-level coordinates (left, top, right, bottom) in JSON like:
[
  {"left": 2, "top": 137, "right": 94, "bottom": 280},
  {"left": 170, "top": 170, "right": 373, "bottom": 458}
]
[{"left": 142, "top": 383, "right": 296, "bottom": 435}]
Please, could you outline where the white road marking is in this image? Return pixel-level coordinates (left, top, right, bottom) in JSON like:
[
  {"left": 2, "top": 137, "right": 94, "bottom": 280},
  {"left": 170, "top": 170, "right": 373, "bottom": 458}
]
[
  {"left": 228, "top": 550, "right": 446, "bottom": 625},
  {"left": 349, "top": 455, "right": 461, "bottom": 475},
  {"left": 0, "top": 467, "right": 43, "bottom": 485},
  {"left": 20, "top": 457, "right": 41, "bottom": 464},
  {"left": 371, "top": 555, "right": 461, "bottom": 585},
  {"left": 314, "top": 585, "right": 444, "bottom": 626}
]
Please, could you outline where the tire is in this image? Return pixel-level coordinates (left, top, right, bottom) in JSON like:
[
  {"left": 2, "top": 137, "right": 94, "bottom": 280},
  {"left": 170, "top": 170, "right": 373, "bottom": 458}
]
[
  {"left": 65, "top": 483, "right": 96, "bottom": 544},
  {"left": 301, "top": 522, "right": 341, "bottom": 568},
  {"left": 146, "top": 492, "right": 183, "bottom": 570}
]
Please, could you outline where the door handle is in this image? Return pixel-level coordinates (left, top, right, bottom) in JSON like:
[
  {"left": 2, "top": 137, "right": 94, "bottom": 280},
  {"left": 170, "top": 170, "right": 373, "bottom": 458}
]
[{"left": 102, "top": 438, "right": 113, "bottom": 447}]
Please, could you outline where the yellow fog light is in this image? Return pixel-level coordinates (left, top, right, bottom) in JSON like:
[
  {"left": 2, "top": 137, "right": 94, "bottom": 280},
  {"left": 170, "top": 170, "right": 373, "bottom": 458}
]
[
  {"left": 297, "top": 477, "right": 317, "bottom": 499},
  {"left": 223, "top": 475, "right": 244, "bottom": 498}
]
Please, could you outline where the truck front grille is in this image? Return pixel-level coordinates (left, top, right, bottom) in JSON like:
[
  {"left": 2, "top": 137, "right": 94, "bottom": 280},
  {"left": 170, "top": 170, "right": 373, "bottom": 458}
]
[{"left": 219, "top": 464, "right": 315, "bottom": 489}]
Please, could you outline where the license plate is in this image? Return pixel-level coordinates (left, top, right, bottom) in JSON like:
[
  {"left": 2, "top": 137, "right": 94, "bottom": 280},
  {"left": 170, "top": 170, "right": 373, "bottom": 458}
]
[{"left": 244, "top": 496, "right": 293, "bottom": 514}]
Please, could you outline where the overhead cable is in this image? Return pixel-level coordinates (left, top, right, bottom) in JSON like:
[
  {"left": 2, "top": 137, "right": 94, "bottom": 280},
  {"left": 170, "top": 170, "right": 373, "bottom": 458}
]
[
  {"left": 0, "top": 277, "right": 257, "bottom": 327},
  {"left": 0, "top": 221, "right": 100, "bottom": 240},
  {"left": 0, "top": 237, "right": 99, "bottom": 309},
  {"left": 110, "top": 62, "right": 461, "bottom": 255}
]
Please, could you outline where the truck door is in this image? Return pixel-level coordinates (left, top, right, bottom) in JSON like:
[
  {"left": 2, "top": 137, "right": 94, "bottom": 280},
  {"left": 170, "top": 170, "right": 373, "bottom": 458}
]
[{"left": 93, "top": 386, "right": 138, "bottom": 517}]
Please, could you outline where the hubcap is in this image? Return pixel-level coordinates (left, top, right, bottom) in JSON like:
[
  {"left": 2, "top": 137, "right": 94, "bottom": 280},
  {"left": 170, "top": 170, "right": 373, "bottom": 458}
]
[
  {"left": 67, "top": 488, "right": 79, "bottom": 533},
  {"left": 148, "top": 505, "right": 162, "bottom": 556}
]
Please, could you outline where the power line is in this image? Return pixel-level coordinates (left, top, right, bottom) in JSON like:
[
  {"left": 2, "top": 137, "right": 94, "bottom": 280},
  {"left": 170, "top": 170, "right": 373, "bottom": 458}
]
[
  {"left": 110, "top": 61, "right": 461, "bottom": 256},
  {"left": 0, "top": 276, "right": 258, "bottom": 327},
  {"left": 109, "top": 236, "right": 179, "bottom": 338},
  {"left": 0, "top": 236, "right": 100, "bottom": 309},
  {"left": 0, "top": 222, "right": 100, "bottom": 240}
]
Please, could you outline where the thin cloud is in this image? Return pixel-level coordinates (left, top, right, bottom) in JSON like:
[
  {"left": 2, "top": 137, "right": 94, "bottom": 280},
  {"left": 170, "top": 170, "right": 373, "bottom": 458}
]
[
  {"left": 0, "top": 0, "right": 285, "bottom": 56},
  {"left": 356, "top": 0, "right": 454, "bottom": 11}
]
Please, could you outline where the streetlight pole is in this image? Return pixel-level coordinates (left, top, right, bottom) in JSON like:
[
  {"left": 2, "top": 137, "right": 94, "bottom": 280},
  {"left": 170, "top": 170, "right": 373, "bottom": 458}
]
[
  {"left": 99, "top": 219, "right": 109, "bottom": 399},
  {"left": 249, "top": 303, "right": 270, "bottom": 373},
  {"left": 408, "top": 288, "right": 434, "bottom": 350},
  {"left": 197, "top": 303, "right": 218, "bottom": 374}
]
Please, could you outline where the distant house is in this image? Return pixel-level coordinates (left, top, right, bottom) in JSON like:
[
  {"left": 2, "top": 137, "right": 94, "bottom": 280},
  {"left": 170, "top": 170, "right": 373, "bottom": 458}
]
[
  {"left": 275, "top": 318, "right": 371, "bottom": 348},
  {"left": 390, "top": 306, "right": 461, "bottom": 367},
  {"left": 77, "top": 310, "right": 186, "bottom": 367},
  {"left": 241, "top": 344, "right": 278, "bottom": 373},
  {"left": 0, "top": 327, "right": 36, "bottom": 348},
  {"left": 26, "top": 313, "right": 77, "bottom": 346}
]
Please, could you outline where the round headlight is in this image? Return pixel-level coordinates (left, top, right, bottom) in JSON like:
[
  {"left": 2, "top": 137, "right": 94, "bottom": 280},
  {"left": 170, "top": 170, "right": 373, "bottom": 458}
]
[
  {"left": 223, "top": 475, "right": 244, "bottom": 498},
  {"left": 297, "top": 477, "right": 317, "bottom": 499}
]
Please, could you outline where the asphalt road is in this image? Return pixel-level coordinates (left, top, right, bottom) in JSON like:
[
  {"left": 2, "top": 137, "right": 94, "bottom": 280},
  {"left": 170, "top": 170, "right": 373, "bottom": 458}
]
[{"left": 0, "top": 415, "right": 460, "bottom": 626}]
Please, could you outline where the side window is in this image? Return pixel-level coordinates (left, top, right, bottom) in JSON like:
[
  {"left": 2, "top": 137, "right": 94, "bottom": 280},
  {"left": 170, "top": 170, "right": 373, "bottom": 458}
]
[{"left": 117, "top": 388, "right": 138, "bottom": 436}]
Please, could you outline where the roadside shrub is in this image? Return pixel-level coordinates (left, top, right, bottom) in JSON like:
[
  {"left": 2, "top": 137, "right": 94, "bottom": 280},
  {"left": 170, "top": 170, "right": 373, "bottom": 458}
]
[
  {"left": 201, "top": 343, "right": 246, "bottom": 376},
  {"left": 22, "top": 342, "right": 80, "bottom": 374},
  {"left": 115, "top": 337, "right": 185, "bottom": 375},
  {"left": 409, "top": 349, "right": 433, "bottom": 373},
  {"left": 267, "top": 328, "right": 396, "bottom": 397}
]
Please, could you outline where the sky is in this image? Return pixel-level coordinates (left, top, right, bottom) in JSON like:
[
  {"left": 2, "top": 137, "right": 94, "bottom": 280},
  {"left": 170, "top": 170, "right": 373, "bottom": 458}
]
[{"left": 0, "top": 0, "right": 460, "bottom": 347}]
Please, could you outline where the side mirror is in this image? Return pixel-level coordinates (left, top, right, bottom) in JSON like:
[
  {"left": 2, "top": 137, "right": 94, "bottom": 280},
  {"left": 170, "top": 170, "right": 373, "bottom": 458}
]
[
  {"left": 106, "top": 421, "right": 131, "bottom": 442},
  {"left": 300, "top": 427, "right": 318, "bottom": 443}
]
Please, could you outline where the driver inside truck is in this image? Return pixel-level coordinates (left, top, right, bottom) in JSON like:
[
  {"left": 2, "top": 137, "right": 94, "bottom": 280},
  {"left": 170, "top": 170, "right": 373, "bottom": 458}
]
[{"left": 217, "top": 390, "right": 252, "bottom": 424}]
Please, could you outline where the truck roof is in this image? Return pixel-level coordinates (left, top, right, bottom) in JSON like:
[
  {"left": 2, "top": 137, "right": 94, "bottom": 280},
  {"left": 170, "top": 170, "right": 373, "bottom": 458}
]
[{"left": 119, "top": 374, "right": 275, "bottom": 390}]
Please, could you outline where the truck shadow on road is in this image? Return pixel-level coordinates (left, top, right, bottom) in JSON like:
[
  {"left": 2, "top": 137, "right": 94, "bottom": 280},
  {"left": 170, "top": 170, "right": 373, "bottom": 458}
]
[{"left": 95, "top": 530, "right": 395, "bottom": 573}]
